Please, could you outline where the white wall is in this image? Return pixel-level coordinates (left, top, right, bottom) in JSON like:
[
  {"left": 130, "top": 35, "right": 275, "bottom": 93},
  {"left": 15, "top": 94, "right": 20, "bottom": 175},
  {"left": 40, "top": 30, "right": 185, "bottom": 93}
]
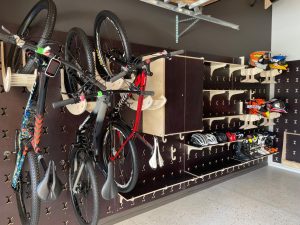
[{"left": 272, "top": 0, "right": 300, "bottom": 61}]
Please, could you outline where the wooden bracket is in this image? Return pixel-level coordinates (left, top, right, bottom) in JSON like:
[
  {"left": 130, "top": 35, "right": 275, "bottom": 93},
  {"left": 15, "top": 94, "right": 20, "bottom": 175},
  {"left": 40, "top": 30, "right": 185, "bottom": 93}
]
[
  {"left": 240, "top": 67, "right": 263, "bottom": 83},
  {"left": 260, "top": 112, "right": 281, "bottom": 126},
  {"left": 260, "top": 69, "right": 282, "bottom": 84},
  {"left": 1, "top": 41, "right": 36, "bottom": 92}
]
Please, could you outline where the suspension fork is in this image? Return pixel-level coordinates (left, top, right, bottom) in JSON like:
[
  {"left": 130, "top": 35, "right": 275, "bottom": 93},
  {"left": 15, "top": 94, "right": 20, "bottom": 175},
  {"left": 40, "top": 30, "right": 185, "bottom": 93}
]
[{"left": 110, "top": 71, "right": 147, "bottom": 161}]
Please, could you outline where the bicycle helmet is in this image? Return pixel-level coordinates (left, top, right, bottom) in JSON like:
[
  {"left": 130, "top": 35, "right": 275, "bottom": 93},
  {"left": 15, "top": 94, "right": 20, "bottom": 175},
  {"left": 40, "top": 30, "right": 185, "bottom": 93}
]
[
  {"left": 265, "top": 99, "right": 287, "bottom": 114},
  {"left": 265, "top": 135, "right": 275, "bottom": 147},
  {"left": 190, "top": 133, "right": 208, "bottom": 147},
  {"left": 226, "top": 132, "right": 236, "bottom": 142},
  {"left": 214, "top": 132, "right": 227, "bottom": 143},
  {"left": 205, "top": 134, "right": 218, "bottom": 145},
  {"left": 257, "top": 133, "right": 266, "bottom": 146},
  {"left": 235, "top": 131, "right": 245, "bottom": 140}
]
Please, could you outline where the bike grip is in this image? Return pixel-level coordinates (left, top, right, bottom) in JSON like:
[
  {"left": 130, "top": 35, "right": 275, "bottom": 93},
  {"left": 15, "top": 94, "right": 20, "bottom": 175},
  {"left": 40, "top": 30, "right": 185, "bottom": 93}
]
[
  {"left": 169, "top": 50, "right": 184, "bottom": 57},
  {"left": 110, "top": 70, "right": 128, "bottom": 83},
  {"left": 52, "top": 98, "right": 79, "bottom": 109},
  {"left": 140, "top": 91, "right": 155, "bottom": 96}
]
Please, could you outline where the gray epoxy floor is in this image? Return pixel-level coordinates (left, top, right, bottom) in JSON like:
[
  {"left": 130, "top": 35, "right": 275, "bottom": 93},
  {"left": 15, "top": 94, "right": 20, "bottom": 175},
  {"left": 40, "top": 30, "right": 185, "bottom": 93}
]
[{"left": 116, "top": 166, "right": 300, "bottom": 225}]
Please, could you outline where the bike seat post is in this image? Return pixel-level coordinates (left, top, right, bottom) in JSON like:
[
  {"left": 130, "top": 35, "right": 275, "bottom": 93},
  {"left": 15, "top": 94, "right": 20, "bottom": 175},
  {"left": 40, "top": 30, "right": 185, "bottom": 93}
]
[{"left": 93, "top": 96, "right": 109, "bottom": 156}]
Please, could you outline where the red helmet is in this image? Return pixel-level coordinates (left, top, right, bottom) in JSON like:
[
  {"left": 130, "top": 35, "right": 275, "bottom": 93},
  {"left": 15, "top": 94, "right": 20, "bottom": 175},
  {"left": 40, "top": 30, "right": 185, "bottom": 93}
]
[{"left": 226, "top": 132, "right": 236, "bottom": 142}]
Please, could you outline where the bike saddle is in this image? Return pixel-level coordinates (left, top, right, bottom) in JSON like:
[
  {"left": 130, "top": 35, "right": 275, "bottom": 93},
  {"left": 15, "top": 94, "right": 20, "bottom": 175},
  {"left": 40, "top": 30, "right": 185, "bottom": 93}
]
[
  {"left": 101, "top": 162, "right": 118, "bottom": 200},
  {"left": 37, "top": 160, "right": 63, "bottom": 201}
]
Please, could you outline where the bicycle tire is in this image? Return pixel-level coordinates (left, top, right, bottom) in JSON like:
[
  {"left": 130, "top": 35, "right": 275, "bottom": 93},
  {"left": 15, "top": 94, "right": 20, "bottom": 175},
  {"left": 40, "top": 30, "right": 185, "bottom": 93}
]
[
  {"left": 101, "top": 122, "right": 138, "bottom": 193},
  {"left": 15, "top": 151, "right": 41, "bottom": 225},
  {"left": 7, "top": 0, "right": 57, "bottom": 73},
  {"left": 69, "top": 148, "right": 99, "bottom": 225},
  {"left": 94, "top": 10, "right": 132, "bottom": 79},
  {"left": 64, "top": 27, "right": 95, "bottom": 97}
]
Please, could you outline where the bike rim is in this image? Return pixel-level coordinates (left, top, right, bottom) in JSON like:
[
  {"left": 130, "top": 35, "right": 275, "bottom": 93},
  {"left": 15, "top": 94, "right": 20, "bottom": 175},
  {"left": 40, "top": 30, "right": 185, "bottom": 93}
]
[
  {"left": 96, "top": 17, "right": 128, "bottom": 79},
  {"left": 103, "top": 126, "right": 134, "bottom": 189},
  {"left": 16, "top": 166, "right": 34, "bottom": 223},
  {"left": 70, "top": 158, "right": 95, "bottom": 224}
]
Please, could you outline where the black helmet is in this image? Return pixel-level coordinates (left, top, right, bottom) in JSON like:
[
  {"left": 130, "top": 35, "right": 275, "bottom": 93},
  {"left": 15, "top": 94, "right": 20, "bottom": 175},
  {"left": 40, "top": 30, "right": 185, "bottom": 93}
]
[{"left": 266, "top": 99, "right": 287, "bottom": 113}]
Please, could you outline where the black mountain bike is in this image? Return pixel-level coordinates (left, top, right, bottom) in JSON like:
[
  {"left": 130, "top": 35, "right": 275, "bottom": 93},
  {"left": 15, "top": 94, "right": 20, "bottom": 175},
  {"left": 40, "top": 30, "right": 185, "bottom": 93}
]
[
  {"left": 0, "top": 27, "right": 102, "bottom": 225},
  {"left": 55, "top": 10, "right": 183, "bottom": 225}
]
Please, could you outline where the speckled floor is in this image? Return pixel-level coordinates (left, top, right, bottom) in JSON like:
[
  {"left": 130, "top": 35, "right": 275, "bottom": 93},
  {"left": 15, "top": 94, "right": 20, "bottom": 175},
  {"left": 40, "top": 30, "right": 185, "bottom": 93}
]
[{"left": 115, "top": 166, "right": 300, "bottom": 225}]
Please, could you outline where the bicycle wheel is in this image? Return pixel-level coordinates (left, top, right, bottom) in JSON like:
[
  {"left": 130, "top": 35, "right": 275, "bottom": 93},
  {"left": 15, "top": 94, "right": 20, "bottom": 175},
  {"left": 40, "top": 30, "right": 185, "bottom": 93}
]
[
  {"left": 65, "top": 27, "right": 95, "bottom": 97},
  {"left": 94, "top": 10, "right": 132, "bottom": 80},
  {"left": 7, "top": 0, "right": 57, "bottom": 73},
  {"left": 15, "top": 151, "right": 41, "bottom": 225},
  {"left": 69, "top": 149, "right": 99, "bottom": 225},
  {"left": 102, "top": 122, "right": 138, "bottom": 193}
]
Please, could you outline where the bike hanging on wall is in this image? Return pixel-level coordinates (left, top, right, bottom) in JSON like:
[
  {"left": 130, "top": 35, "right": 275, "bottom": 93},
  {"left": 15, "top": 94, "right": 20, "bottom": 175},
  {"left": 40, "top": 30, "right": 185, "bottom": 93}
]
[
  {"left": 1, "top": 0, "right": 57, "bottom": 225},
  {"left": 0, "top": 21, "right": 108, "bottom": 225},
  {"left": 53, "top": 10, "right": 183, "bottom": 225}
]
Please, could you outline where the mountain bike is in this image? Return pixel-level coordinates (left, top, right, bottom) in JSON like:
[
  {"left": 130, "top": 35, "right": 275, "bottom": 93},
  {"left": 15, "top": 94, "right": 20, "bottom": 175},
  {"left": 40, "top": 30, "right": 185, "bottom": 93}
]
[
  {"left": 53, "top": 48, "right": 182, "bottom": 225},
  {"left": 0, "top": 26, "right": 102, "bottom": 225},
  {"left": 55, "top": 10, "right": 183, "bottom": 225}
]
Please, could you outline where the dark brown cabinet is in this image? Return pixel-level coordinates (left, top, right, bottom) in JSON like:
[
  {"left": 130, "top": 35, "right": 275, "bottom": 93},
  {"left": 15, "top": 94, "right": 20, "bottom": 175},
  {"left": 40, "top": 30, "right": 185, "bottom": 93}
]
[{"left": 142, "top": 55, "right": 204, "bottom": 137}]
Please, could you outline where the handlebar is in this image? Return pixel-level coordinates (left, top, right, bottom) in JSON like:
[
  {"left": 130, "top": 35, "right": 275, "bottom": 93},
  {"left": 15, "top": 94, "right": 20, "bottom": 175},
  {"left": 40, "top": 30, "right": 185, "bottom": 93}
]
[
  {"left": 52, "top": 97, "right": 80, "bottom": 109},
  {"left": 109, "top": 49, "right": 185, "bottom": 83},
  {"left": 52, "top": 90, "right": 155, "bottom": 108}
]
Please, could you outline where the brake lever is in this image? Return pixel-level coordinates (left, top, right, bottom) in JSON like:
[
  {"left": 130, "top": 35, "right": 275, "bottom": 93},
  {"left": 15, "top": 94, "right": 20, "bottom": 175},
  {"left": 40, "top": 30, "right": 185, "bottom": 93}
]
[{"left": 1, "top": 25, "right": 12, "bottom": 35}]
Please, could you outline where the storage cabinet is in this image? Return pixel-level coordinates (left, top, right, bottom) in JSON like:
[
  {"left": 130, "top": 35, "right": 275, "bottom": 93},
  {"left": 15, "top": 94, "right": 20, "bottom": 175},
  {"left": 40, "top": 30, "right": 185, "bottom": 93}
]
[{"left": 142, "top": 55, "right": 204, "bottom": 137}]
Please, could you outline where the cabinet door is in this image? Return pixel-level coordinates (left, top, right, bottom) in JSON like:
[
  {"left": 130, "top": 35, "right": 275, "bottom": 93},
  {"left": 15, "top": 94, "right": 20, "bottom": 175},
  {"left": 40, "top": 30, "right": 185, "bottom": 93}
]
[
  {"left": 165, "top": 57, "right": 185, "bottom": 134},
  {"left": 185, "top": 58, "right": 204, "bottom": 132}
]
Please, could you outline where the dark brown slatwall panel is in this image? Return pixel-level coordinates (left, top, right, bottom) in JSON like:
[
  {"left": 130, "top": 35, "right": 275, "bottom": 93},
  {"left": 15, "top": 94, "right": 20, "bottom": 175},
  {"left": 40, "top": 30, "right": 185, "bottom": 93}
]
[
  {"left": 0, "top": 38, "right": 270, "bottom": 225},
  {"left": 273, "top": 61, "right": 300, "bottom": 163}
]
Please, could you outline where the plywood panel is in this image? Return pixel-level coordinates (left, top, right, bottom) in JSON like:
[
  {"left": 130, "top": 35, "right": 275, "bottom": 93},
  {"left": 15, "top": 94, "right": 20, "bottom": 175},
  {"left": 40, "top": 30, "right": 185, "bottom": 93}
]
[{"left": 142, "top": 58, "right": 166, "bottom": 136}]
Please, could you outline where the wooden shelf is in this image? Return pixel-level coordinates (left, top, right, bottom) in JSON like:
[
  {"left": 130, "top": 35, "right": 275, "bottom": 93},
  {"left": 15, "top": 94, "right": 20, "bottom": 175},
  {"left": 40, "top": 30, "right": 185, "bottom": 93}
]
[
  {"left": 185, "top": 139, "right": 244, "bottom": 157},
  {"left": 203, "top": 114, "right": 261, "bottom": 129}
]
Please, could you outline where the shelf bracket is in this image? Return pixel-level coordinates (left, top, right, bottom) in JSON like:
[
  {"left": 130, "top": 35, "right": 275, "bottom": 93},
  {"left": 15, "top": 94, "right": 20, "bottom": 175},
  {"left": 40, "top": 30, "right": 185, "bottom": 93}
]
[
  {"left": 208, "top": 61, "right": 227, "bottom": 76},
  {"left": 203, "top": 116, "right": 226, "bottom": 127},
  {"left": 227, "top": 90, "right": 246, "bottom": 101},
  {"left": 140, "top": 0, "right": 239, "bottom": 43},
  {"left": 260, "top": 69, "right": 282, "bottom": 84},
  {"left": 239, "top": 114, "right": 260, "bottom": 130},
  {"left": 240, "top": 67, "right": 263, "bottom": 83},
  {"left": 204, "top": 90, "right": 226, "bottom": 101},
  {"left": 228, "top": 64, "right": 246, "bottom": 79},
  {"left": 260, "top": 112, "right": 281, "bottom": 126}
]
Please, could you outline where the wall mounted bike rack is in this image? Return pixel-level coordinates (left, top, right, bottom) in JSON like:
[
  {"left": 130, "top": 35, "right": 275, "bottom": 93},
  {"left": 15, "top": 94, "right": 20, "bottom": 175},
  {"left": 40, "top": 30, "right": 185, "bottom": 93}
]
[
  {"left": 0, "top": 42, "right": 36, "bottom": 92},
  {"left": 125, "top": 95, "right": 167, "bottom": 111},
  {"left": 60, "top": 69, "right": 88, "bottom": 115}
]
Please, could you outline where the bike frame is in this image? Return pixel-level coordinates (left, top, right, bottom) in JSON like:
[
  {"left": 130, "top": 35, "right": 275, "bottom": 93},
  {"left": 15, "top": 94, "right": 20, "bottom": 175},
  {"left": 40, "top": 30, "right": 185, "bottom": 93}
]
[
  {"left": 12, "top": 71, "right": 49, "bottom": 189},
  {"left": 75, "top": 69, "right": 149, "bottom": 167}
]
